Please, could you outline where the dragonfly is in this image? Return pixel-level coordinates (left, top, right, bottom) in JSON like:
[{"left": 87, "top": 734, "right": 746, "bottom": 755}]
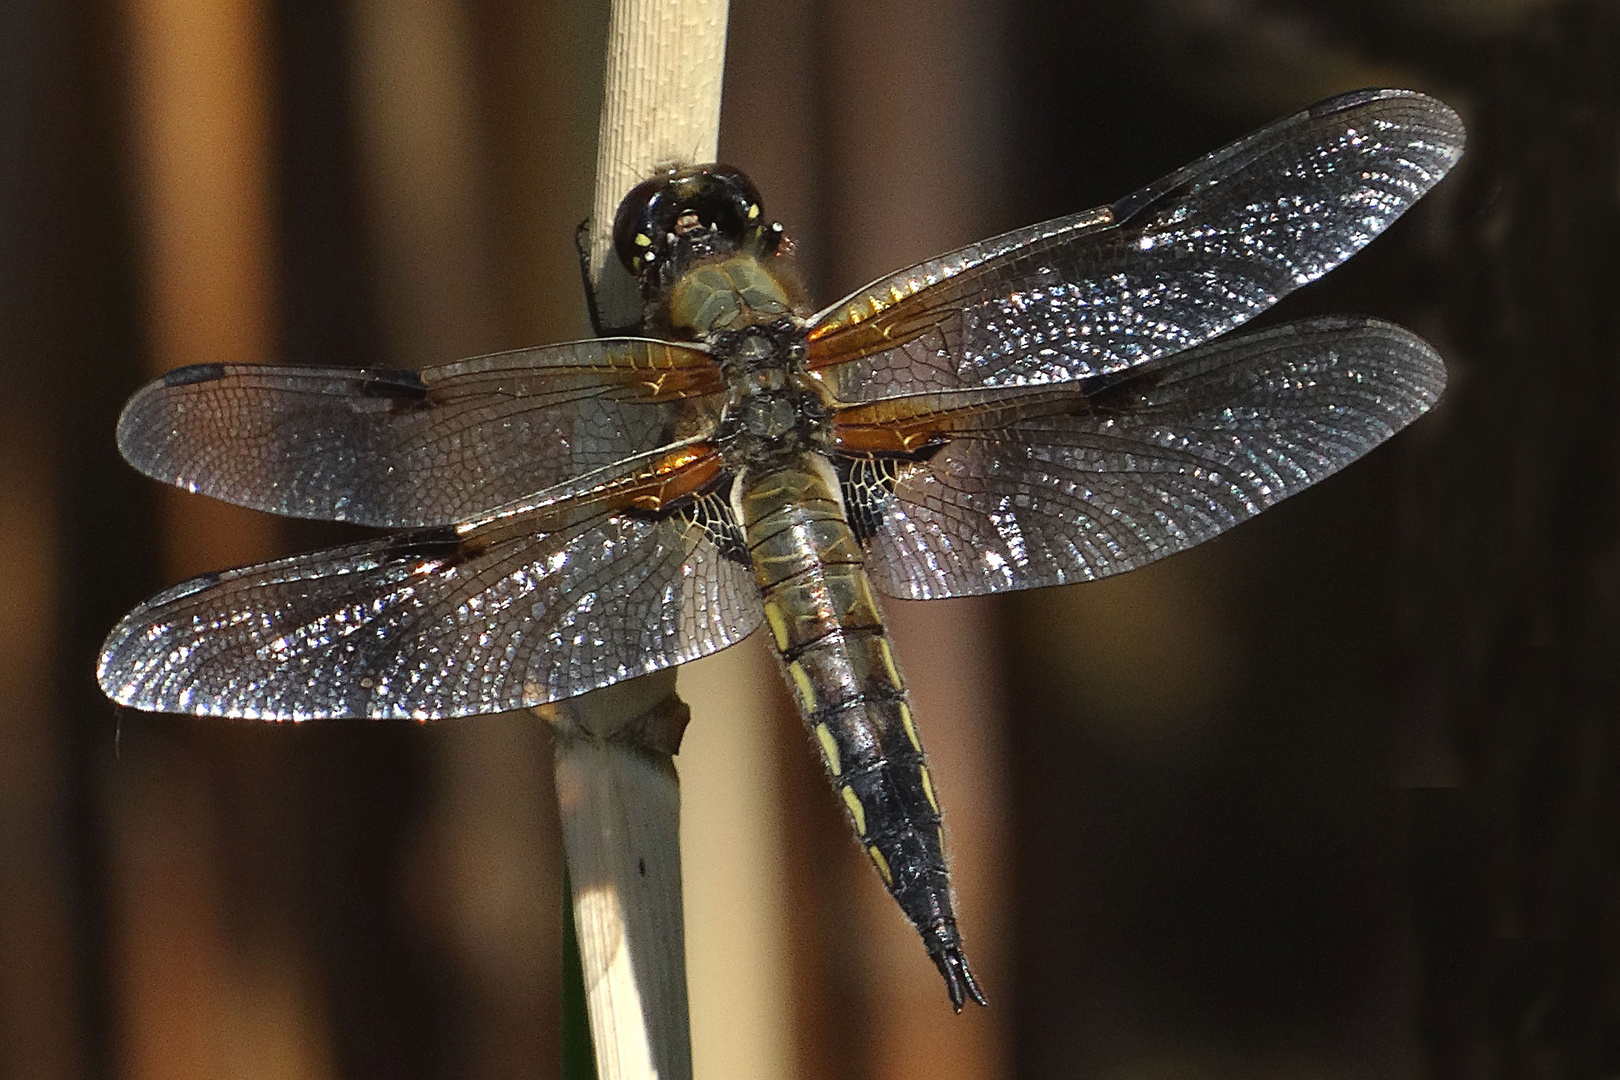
[{"left": 99, "top": 88, "right": 1465, "bottom": 1011}]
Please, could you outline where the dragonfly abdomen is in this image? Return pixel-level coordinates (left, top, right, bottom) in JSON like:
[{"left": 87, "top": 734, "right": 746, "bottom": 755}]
[{"left": 733, "top": 452, "right": 985, "bottom": 1010}]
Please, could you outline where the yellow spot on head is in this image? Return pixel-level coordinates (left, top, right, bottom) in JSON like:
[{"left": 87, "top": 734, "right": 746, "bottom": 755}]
[
  {"left": 788, "top": 661, "right": 817, "bottom": 712},
  {"left": 764, "top": 600, "right": 790, "bottom": 653},
  {"left": 898, "top": 701, "right": 921, "bottom": 753},
  {"left": 634, "top": 232, "right": 652, "bottom": 247},
  {"left": 747, "top": 203, "right": 760, "bottom": 220},
  {"left": 868, "top": 846, "right": 893, "bottom": 886},
  {"left": 877, "top": 637, "right": 902, "bottom": 690},
  {"left": 919, "top": 765, "right": 940, "bottom": 814},
  {"left": 815, "top": 723, "right": 841, "bottom": 776},
  {"left": 841, "top": 786, "right": 866, "bottom": 835}
]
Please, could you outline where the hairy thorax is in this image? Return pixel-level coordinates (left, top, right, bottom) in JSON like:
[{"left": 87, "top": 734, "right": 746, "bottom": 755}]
[{"left": 670, "top": 253, "right": 833, "bottom": 469}]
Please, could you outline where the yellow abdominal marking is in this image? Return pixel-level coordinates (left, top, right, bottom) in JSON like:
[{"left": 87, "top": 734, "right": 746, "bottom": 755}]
[
  {"left": 877, "top": 636, "right": 902, "bottom": 690},
  {"left": 938, "top": 827, "right": 948, "bottom": 859},
  {"left": 841, "top": 786, "right": 867, "bottom": 835},
  {"left": 788, "top": 661, "right": 817, "bottom": 711},
  {"left": 919, "top": 765, "right": 940, "bottom": 814},
  {"left": 815, "top": 723, "right": 842, "bottom": 775},
  {"left": 764, "top": 600, "right": 790, "bottom": 652},
  {"left": 898, "top": 701, "right": 921, "bottom": 753},
  {"left": 868, "top": 846, "right": 893, "bottom": 886}
]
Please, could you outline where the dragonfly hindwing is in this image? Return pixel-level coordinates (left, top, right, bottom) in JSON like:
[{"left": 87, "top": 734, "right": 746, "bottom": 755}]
[
  {"left": 835, "top": 450, "right": 945, "bottom": 544},
  {"left": 674, "top": 487, "right": 749, "bottom": 565},
  {"left": 835, "top": 455, "right": 900, "bottom": 543}
]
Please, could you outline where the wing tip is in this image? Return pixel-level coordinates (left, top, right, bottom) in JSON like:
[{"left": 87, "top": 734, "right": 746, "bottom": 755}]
[
  {"left": 1317, "top": 86, "right": 1466, "bottom": 157},
  {"left": 1253, "top": 316, "right": 1449, "bottom": 417}
]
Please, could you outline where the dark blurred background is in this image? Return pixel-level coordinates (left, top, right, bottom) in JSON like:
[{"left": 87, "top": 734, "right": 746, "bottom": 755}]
[{"left": 3, "top": 0, "right": 1618, "bottom": 1077}]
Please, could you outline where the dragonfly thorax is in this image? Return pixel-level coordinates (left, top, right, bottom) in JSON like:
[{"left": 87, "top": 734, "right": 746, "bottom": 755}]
[
  {"left": 713, "top": 320, "right": 830, "bottom": 464},
  {"left": 616, "top": 165, "right": 829, "bottom": 462}
]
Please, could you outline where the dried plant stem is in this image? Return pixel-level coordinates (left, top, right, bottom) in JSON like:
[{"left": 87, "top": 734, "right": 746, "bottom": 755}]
[
  {"left": 543, "top": 3, "right": 729, "bottom": 1078},
  {"left": 545, "top": 677, "right": 691, "bottom": 1080},
  {"left": 585, "top": 0, "right": 729, "bottom": 330}
]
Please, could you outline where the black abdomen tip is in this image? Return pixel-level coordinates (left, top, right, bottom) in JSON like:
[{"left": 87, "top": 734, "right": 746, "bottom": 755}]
[{"left": 933, "top": 944, "right": 987, "bottom": 1012}]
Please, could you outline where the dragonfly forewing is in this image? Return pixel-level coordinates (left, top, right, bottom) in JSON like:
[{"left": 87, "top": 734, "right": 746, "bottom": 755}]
[
  {"left": 117, "top": 338, "right": 723, "bottom": 528},
  {"left": 806, "top": 88, "right": 1463, "bottom": 404}
]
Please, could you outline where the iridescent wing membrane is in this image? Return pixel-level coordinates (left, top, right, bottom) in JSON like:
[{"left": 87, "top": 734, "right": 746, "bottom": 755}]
[
  {"left": 809, "top": 88, "right": 1462, "bottom": 399},
  {"left": 117, "top": 339, "right": 723, "bottom": 527},
  {"left": 98, "top": 87, "right": 1463, "bottom": 720},
  {"left": 816, "top": 88, "right": 1461, "bottom": 598},
  {"left": 835, "top": 317, "right": 1444, "bottom": 599},
  {"left": 100, "top": 340, "right": 760, "bottom": 719},
  {"left": 100, "top": 503, "right": 759, "bottom": 720}
]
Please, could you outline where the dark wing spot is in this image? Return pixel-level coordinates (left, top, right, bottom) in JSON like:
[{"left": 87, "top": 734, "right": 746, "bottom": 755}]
[
  {"left": 161, "top": 570, "right": 224, "bottom": 600},
  {"left": 835, "top": 451, "right": 938, "bottom": 544},
  {"left": 383, "top": 527, "right": 476, "bottom": 569},
  {"left": 162, "top": 363, "right": 227, "bottom": 387},
  {"left": 358, "top": 368, "right": 429, "bottom": 403},
  {"left": 680, "top": 488, "right": 748, "bottom": 566},
  {"left": 623, "top": 473, "right": 749, "bottom": 566},
  {"left": 1082, "top": 365, "right": 1170, "bottom": 416},
  {"left": 1112, "top": 174, "right": 1200, "bottom": 235}
]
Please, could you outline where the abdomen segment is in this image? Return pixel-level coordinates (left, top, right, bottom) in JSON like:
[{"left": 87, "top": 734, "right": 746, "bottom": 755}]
[{"left": 732, "top": 451, "right": 985, "bottom": 1010}]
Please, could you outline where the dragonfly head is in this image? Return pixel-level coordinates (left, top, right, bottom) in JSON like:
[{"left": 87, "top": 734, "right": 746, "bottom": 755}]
[{"left": 613, "top": 164, "right": 785, "bottom": 297}]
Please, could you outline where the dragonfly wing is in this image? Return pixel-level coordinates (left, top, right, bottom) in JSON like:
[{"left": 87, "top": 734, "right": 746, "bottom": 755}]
[
  {"left": 98, "top": 495, "right": 760, "bottom": 720},
  {"left": 855, "top": 318, "right": 1444, "bottom": 600},
  {"left": 118, "top": 338, "right": 723, "bottom": 528},
  {"left": 807, "top": 89, "right": 1464, "bottom": 404}
]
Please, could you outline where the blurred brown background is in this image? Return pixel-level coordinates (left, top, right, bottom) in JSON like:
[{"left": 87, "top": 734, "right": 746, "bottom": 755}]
[{"left": 3, "top": 0, "right": 1618, "bottom": 1077}]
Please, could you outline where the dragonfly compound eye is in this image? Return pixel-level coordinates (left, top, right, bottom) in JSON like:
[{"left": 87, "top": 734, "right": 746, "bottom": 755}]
[{"left": 612, "top": 164, "right": 774, "bottom": 281}]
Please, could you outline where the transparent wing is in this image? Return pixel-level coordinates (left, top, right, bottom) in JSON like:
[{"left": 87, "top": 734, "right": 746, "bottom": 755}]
[
  {"left": 117, "top": 338, "right": 723, "bottom": 528},
  {"left": 807, "top": 89, "right": 1464, "bottom": 405},
  {"left": 857, "top": 318, "right": 1445, "bottom": 600},
  {"left": 97, "top": 499, "right": 760, "bottom": 720}
]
